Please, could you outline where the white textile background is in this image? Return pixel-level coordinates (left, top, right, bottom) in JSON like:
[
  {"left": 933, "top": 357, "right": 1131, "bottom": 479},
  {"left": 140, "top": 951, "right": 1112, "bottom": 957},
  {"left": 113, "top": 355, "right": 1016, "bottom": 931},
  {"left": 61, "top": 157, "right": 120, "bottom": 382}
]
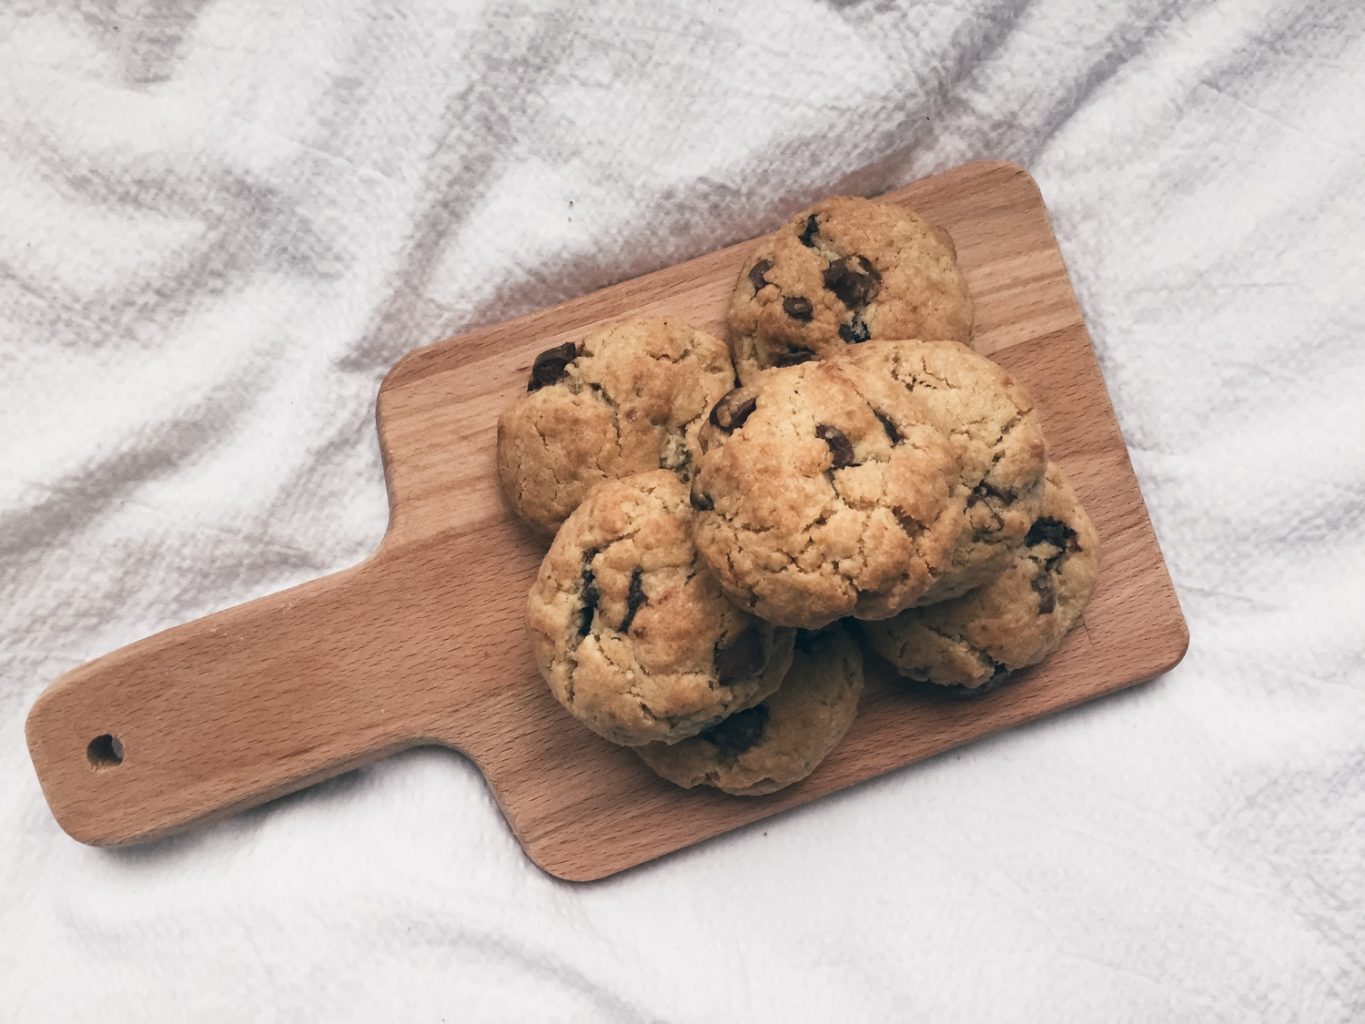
[{"left": 2, "top": 1, "right": 1363, "bottom": 1021}]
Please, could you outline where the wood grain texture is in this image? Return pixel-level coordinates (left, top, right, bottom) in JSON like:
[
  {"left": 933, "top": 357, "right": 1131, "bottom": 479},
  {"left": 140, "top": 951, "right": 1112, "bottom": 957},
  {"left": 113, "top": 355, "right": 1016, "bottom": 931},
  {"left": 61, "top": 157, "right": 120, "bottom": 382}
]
[{"left": 26, "top": 161, "right": 1188, "bottom": 881}]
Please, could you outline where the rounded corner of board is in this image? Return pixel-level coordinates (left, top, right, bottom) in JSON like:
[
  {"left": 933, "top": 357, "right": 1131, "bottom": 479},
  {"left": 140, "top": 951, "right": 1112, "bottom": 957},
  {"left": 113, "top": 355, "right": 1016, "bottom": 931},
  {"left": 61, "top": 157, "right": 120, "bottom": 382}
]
[
  {"left": 49, "top": 811, "right": 118, "bottom": 849},
  {"left": 972, "top": 160, "right": 1045, "bottom": 203},
  {"left": 527, "top": 858, "right": 601, "bottom": 885},
  {"left": 377, "top": 345, "right": 433, "bottom": 398},
  {"left": 1162, "top": 617, "right": 1192, "bottom": 674},
  {"left": 519, "top": 840, "right": 622, "bottom": 884}
]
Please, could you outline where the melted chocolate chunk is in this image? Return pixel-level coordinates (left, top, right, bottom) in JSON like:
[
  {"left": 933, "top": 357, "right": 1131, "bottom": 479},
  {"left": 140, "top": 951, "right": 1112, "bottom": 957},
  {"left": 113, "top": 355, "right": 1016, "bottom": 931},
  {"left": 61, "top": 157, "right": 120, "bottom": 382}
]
[
  {"left": 970, "top": 481, "right": 1015, "bottom": 506},
  {"left": 793, "top": 628, "right": 825, "bottom": 656},
  {"left": 1031, "top": 570, "right": 1057, "bottom": 614},
  {"left": 700, "top": 704, "right": 769, "bottom": 756},
  {"left": 838, "top": 316, "right": 870, "bottom": 343},
  {"left": 748, "top": 258, "right": 774, "bottom": 291},
  {"left": 690, "top": 487, "right": 714, "bottom": 512},
  {"left": 775, "top": 347, "right": 816, "bottom": 367},
  {"left": 527, "top": 342, "right": 577, "bottom": 391},
  {"left": 1025, "top": 517, "right": 1078, "bottom": 551},
  {"left": 823, "top": 255, "right": 881, "bottom": 308},
  {"left": 911, "top": 661, "right": 1012, "bottom": 700},
  {"left": 950, "top": 661, "right": 1012, "bottom": 698},
  {"left": 893, "top": 509, "right": 923, "bottom": 539},
  {"left": 815, "top": 424, "right": 855, "bottom": 468},
  {"left": 715, "top": 629, "right": 765, "bottom": 683},
  {"left": 709, "top": 389, "right": 758, "bottom": 432},
  {"left": 619, "top": 568, "right": 647, "bottom": 632},
  {"left": 875, "top": 410, "right": 902, "bottom": 444},
  {"left": 798, "top": 213, "right": 820, "bottom": 248},
  {"left": 578, "top": 548, "right": 600, "bottom": 636},
  {"left": 783, "top": 295, "right": 813, "bottom": 321}
]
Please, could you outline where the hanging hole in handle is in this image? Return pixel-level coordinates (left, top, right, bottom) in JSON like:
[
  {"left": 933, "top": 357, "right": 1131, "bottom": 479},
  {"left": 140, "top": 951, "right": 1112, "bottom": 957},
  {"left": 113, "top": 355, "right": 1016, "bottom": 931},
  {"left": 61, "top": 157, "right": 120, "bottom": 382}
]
[{"left": 87, "top": 734, "right": 124, "bottom": 769}]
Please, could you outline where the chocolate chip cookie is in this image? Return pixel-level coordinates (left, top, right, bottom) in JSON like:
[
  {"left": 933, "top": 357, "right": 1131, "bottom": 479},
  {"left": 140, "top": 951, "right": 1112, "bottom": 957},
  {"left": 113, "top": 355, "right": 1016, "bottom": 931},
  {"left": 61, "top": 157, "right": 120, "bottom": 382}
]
[
  {"left": 690, "top": 359, "right": 964, "bottom": 629},
  {"left": 498, "top": 318, "right": 736, "bottom": 535},
  {"left": 636, "top": 622, "right": 863, "bottom": 795},
  {"left": 859, "top": 463, "right": 1100, "bottom": 694},
  {"left": 727, "top": 196, "right": 973, "bottom": 383},
  {"left": 527, "top": 470, "right": 795, "bottom": 746},
  {"left": 841, "top": 339, "right": 1047, "bottom": 603}
]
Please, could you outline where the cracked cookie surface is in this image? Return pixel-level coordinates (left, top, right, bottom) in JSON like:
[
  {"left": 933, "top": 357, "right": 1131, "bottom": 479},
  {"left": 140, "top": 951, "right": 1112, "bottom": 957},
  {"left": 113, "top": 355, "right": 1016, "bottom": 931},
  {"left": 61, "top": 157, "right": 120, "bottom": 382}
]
[
  {"left": 727, "top": 196, "right": 973, "bottom": 383},
  {"left": 841, "top": 339, "right": 1047, "bottom": 603},
  {"left": 636, "top": 621, "right": 863, "bottom": 795},
  {"left": 498, "top": 318, "right": 736, "bottom": 535},
  {"left": 527, "top": 470, "right": 795, "bottom": 746},
  {"left": 859, "top": 463, "right": 1099, "bottom": 693},
  {"left": 690, "top": 359, "right": 964, "bottom": 629}
]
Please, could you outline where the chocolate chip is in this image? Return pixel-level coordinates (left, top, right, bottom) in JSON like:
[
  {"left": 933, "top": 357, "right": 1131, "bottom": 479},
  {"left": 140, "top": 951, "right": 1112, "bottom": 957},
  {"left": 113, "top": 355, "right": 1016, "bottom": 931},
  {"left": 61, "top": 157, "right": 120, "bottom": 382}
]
[
  {"left": 838, "top": 316, "right": 870, "bottom": 343},
  {"left": 969, "top": 481, "right": 1015, "bottom": 506},
  {"left": 949, "top": 662, "right": 1012, "bottom": 698},
  {"left": 1031, "top": 570, "right": 1057, "bottom": 614},
  {"left": 816, "top": 424, "right": 855, "bottom": 468},
  {"left": 912, "top": 660, "right": 1011, "bottom": 700},
  {"left": 527, "top": 341, "right": 577, "bottom": 391},
  {"left": 747, "top": 258, "right": 773, "bottom": 291},
  {"left": 775, "top": 347, "right": 816, "bottom": 367},
  {"left": 619, "top": 568, "right": 647, "bottom": 632},
  {"left": 700, "top": 704, "right": 769, "bottom": 756},
  {"left": 690, "top": 487, "right": 714, "bottom": 511},
  {"left": 875, "top": 410, "right": 901, "bottom": 444},
  {"left": 783, "top": 296, "right": 813, "bottom": 321},
  {"left": 578, "top": 548, "right": 600, "bottom": 636},
  {"left": 798, "top": 213, "right": 819, "bottom": 248},
  {"left": 708, "top": 389, "right": 757, "bottom": 432},
  {"left": 1025, "top": 517, "right": 1078, "bottom": 551},
  {"left": 715, "top": 629, "right": 765, "bottom": 683},
  {"left": 823, "top": 254, "right": 881, "bottom": 307}
]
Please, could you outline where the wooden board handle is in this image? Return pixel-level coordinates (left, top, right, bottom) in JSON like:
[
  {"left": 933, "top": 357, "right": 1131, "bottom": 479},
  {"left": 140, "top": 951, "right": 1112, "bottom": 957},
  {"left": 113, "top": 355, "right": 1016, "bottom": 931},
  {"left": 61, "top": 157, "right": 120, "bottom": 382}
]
[{"left": 25, "top": 556, "right": 453, "bottom": 845}]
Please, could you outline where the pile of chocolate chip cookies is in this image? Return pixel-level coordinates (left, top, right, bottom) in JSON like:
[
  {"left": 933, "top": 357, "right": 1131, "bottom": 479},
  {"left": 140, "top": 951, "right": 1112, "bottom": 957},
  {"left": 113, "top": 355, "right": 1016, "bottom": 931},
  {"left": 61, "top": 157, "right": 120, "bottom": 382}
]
[{"left": 498, "top": 196, "right": 1099, "bottom": 797}]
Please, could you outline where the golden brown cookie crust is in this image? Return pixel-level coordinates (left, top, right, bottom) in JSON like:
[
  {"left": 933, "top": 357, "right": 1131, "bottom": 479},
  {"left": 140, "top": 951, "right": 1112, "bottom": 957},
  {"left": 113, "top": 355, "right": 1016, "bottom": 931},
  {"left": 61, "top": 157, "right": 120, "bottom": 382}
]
[
  {"left": 636, "top": 622, "right": 863, "bottom": 795},
  {"left": 841, "top": 339, "right": 1047, "bottom": 603},
  {"left": 527, "top": 470, "right": 795, "bottom": 746},
  {"left": 727, "top": 196, "right": 973, "bottom": 383},
  {"left": 498, "top": 318, "right": 736, "bottom": 535},
  {"left": 860, "top": 463, "right": 1100, "bottom": 691},
  {"left": 690, "top": 359, "right": 964, "bottom": 629}
]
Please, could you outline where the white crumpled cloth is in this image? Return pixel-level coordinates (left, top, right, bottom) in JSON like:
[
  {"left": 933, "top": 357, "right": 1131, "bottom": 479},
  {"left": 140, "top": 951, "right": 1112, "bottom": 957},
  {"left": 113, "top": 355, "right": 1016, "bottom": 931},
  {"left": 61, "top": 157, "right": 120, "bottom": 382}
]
[{"left": 2, "top": 1, "right": 1362, "bottom": 1020}]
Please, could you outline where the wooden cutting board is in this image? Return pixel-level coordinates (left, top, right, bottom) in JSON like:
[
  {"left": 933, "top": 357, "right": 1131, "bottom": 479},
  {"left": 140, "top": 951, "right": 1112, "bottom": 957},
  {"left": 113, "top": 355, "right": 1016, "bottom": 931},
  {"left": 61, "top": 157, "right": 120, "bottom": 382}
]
[{"left": 26, "top": 161, "right": 1188, "bottom": 881}]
